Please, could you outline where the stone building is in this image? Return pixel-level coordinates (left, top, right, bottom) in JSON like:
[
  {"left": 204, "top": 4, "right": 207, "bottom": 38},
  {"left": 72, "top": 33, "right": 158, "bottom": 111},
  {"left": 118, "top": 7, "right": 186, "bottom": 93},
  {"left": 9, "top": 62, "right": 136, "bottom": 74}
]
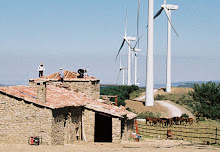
[
  {"left": 29, "top": 70, "right": 100, "bottom": 99},
  {"left": 0, "top": 82, "right": 136, "bottom": 145}
]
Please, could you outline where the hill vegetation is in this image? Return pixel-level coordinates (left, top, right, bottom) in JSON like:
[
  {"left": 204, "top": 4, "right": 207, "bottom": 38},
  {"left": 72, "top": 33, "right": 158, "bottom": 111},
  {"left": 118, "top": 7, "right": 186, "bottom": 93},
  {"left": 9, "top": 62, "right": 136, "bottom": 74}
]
[{"left": 155, "top": 82, "right": 220, "bottom": 121}]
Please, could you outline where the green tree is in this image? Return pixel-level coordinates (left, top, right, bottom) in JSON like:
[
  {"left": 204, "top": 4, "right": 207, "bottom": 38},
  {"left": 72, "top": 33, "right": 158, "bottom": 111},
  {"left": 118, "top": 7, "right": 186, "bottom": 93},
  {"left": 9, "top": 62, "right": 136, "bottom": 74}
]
[
  {"left": 100, "top": 85, "right": 139, "bottom": 107},
  {"left": 189, "top": 82, "right": 220, "bottom": 120}
]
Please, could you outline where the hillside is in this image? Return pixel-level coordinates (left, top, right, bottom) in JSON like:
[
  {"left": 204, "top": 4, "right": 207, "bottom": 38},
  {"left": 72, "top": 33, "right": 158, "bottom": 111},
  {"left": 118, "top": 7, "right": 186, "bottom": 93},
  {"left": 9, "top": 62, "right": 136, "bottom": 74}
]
[
  {"left": 125, "top": 87, "right": 195, "bottom": 118},
  {"left": 154, "top": 87, "right": 193, "bottom": 96}
]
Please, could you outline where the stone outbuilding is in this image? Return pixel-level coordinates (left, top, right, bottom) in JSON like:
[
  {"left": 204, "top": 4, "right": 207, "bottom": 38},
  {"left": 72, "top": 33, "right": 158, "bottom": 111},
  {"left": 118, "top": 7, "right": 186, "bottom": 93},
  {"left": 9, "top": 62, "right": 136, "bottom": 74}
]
[{"left": 0, "top": 82, "right": 136, "bottom": 145}]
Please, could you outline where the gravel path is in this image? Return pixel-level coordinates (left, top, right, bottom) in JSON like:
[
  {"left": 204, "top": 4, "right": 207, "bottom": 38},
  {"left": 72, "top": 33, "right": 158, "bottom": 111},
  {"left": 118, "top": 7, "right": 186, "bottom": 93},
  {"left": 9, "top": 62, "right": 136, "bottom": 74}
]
[
  {"left": 134, "top": 89, "right": 183, "bottom": 118},
  {"left": 155, "top": 100, "right": 182, "bottom": 117}
]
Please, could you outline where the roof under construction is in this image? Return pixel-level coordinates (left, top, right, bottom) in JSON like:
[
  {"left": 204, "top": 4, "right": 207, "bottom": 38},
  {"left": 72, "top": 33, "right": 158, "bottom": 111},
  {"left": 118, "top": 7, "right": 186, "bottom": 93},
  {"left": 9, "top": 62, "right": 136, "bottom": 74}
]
[
  {"left": 30, "top": 70, "right": 98, "bottom": 82},
  {"left": 0, "top": 85, "right": 136, "bottom": 120}
]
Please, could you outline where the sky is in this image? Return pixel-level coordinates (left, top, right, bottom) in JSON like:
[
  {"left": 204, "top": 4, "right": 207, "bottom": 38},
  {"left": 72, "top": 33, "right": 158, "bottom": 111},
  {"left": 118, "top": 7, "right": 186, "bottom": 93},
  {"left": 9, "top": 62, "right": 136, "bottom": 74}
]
[{"left": 0, "top": 0, "right": 219, "bottom": 86}]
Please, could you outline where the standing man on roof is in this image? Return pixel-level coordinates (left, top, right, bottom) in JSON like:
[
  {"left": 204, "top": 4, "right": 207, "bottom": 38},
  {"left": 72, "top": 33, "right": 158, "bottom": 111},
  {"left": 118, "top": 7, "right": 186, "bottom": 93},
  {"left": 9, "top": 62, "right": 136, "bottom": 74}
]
[
  {"left": 59, "top": 67, "right": 64, "bottom": 83},
  {"left": 38, "top": 63, "right": 45, "bottom": 77}
]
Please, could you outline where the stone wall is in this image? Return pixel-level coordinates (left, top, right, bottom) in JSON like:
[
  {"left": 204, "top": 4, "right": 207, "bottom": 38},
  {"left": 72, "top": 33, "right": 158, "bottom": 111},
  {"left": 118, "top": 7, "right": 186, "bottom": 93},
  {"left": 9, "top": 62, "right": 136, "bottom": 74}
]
[
  {"left": 29, "top": 79, "right": 100, "bottom": 99},
  {"left": 0, "top": 93, "right": 53, "bottom": 145},
  {"left": 36, "top": 82, "right": 47, "bottom": 103},
  {"left": 126, "top": 119, "right": 134, "bottom": 140},
  {"left": 112, "top": 117, "right": 121, "bottom": 142},
  {"left": 62, "top": 80, "right": 100, "bottom": 99},
  {"left": 127, "top": 119, "right": 134, "bottom": 136},
  {"left": 82, "top": 108, "right": 95, "bottom": 142},
  {"left": 51, "top": 107, "right": 82, "bottom": 145},
  {"left": 121, "top": 119, "right": 135, "bottom": 141}
]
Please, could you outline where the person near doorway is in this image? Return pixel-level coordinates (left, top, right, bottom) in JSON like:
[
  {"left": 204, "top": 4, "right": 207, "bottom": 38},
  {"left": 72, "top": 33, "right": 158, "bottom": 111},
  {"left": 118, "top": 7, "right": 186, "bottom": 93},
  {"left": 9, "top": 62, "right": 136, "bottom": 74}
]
[
  {"left": 59, "top": 68, "right": 64, "bottom": 83},
  {"left": 38, "top": 63, "right": 45, "bottom": 77}
]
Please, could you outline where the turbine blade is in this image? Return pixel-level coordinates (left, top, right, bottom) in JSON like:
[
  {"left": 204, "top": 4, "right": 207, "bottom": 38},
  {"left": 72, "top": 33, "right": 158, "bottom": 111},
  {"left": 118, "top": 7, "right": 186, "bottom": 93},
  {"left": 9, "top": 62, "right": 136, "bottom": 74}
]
[
  {"left": 116, "top": 39, "right": 125, "bottom": 61},
  {"left": 125, "top": 40, "right": 133, "bottom": 49},
  {"left": 125, "top": 9, "right": 128, "bottom": 37},
  {"left": 164, "top": 7, "right": 179, "bottom": 37},
  {"left": 146, "top": 7, "right": 164, "bottom": 28},
  {"left": 133, "top": 34, "right": 144, "bottom": 50},
  {"left": 116, "top": 70, "right": 121, "bottom": 84},
  {"left": 137, "top": 0, "right": 140, "bottom": 48},
  {"left": 154, "top": 7, "right": 164, "bottom": 19},
  {"left": 164, "top": 0, "right": 166, "bottom": 4}
]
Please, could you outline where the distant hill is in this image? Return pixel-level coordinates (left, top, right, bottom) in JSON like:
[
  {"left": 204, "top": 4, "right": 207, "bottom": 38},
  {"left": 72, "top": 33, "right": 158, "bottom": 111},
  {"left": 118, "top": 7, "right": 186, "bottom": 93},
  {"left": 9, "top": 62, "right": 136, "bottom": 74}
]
[
  {"left": 100, "top": 84, "right": 121, "bottom": 90},
  {"left": 0, "top": 83, "right": 7, "bottom": 87},
  {"left": 177, "top": 83, "right": 194, "bottom": 88},
  {"left": 102, "top": 81, "right": 220, "bottom": 90},
  {"left": 174, "top": 81, "right": 220, "bottom": 88}
]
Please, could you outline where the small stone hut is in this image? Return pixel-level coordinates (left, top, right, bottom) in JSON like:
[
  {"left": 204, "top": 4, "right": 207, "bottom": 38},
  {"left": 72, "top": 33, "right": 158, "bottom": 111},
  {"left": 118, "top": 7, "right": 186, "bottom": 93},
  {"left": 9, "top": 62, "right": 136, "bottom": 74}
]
[
  {"left": 29, "top": 70, "right": 100, "bottom": 99},
  {"left": 0, "top": 82, "right": 136, "bottom": 145}
]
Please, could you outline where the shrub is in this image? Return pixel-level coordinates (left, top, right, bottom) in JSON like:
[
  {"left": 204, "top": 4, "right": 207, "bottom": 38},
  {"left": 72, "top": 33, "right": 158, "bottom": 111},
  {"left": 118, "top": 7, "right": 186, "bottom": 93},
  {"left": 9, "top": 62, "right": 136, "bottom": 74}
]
[
  {"left": 137, "top": 111, "right": 161, "bottom": 119},
  {"left": 154, "top": 94, "right": 165, "bottom": 100},
  {"left": 181, "top": 113, "right": 189, "bottom": 118}
]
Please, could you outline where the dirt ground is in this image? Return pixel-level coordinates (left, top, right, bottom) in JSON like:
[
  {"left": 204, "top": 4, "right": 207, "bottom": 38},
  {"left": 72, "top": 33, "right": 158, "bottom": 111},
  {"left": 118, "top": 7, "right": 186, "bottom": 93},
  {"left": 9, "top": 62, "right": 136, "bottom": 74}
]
[{"left": 0, "top": 139, "right": 219, "bottom": 152}]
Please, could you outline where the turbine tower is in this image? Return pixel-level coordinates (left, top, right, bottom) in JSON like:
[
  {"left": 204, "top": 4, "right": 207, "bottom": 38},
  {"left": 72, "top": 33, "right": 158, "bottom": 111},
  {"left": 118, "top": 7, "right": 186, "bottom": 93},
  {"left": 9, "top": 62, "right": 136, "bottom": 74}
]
[
  {"left": 134, "top": 0, "right": 141, "bottom": 86},
  {"left": 145, "top": 0, "right": 154, "bottom": 106},
  {"left": 116, "top": 11, "right": 136, "bottom": 85},
  {"left": 154, "top": 0, "right": 179, "bottom": 92},
  {"left": 134, "top": 49, "right": 141, "bottom": 85},
  {"left": 116, "top": 58, "right": 126, "bottom": 85}
]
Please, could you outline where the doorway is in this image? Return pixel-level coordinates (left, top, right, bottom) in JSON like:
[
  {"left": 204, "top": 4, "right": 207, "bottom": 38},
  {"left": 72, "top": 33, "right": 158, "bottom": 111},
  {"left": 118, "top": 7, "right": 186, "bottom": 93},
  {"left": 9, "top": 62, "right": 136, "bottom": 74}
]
[{"left": 94, "top": 113, "right": 112, "bottom": 142}]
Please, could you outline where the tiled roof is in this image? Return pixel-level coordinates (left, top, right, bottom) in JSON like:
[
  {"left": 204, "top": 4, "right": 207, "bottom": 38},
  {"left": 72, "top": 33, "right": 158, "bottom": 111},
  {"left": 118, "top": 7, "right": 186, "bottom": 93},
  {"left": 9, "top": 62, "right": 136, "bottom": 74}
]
[
  {"left": 0, "top": 85, "right": 86, "bottom": 109},
  {"left": 31, "top": 70, "right": 98, "bottom": 82},
  {"left": 0, "top": 85, "right": 136, "bottom": 119}
]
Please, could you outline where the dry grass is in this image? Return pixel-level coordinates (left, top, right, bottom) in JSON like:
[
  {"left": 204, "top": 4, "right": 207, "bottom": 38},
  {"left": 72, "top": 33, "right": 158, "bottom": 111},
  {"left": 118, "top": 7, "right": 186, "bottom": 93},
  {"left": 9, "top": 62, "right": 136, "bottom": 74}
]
[
  {"left": 125, "top": 100, "right": 168, "bottom": 114},
  {"left": 155, "top": 87, "right": 193, "bottom": 96}
]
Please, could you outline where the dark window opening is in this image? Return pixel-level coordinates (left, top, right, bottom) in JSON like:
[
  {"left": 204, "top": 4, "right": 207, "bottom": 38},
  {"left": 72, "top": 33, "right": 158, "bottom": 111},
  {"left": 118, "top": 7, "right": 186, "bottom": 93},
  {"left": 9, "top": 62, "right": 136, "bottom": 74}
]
[
  {"left": 121, "top": 119, "right": 125, "bottom": 138},
  {"left": 94, "top": 113, "right": 112, "bottom": 142}
]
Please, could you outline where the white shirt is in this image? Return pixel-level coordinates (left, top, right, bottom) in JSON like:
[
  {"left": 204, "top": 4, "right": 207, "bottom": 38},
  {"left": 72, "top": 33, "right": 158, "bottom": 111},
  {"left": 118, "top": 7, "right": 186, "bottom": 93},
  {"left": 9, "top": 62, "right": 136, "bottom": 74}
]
[{"left": 38, "top": 65, "right": 45, "bottom": 72}]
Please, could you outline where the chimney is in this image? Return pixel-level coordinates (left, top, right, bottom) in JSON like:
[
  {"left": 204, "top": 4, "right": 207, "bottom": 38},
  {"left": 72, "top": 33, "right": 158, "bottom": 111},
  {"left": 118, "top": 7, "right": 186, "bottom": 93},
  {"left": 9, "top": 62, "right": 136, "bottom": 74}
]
[{"left": 37, "top": 81, "right": 47, "bottom": 103}]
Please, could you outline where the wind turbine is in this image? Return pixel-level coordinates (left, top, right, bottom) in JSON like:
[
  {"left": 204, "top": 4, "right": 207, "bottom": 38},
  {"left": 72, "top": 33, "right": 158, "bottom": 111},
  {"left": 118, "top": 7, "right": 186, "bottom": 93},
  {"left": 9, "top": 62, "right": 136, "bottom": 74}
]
[
  {"left": 116, "top": 57, "right": 126, "bottom": 85},
  {"left": 116, "top": 11, "right": 136, "bottom": 85},
  {"left": 133, "top": 0, "right": 142, "bottom": 86},
  {"left": 154, "top": 0, "right": 179, "bottom": 92},
  {"left": 145, "top": 0, "right": 154, "bottom": 106}
]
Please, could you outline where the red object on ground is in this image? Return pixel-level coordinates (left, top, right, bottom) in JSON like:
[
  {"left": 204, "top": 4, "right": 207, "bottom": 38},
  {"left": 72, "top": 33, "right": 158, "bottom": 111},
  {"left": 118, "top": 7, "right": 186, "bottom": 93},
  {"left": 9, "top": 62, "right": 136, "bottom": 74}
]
[
  {"left": 135, "top": 119, "right": 139, "bottom": 135},
  {"left": 30, "top": 137, "right": 34, "bottom": 145}
]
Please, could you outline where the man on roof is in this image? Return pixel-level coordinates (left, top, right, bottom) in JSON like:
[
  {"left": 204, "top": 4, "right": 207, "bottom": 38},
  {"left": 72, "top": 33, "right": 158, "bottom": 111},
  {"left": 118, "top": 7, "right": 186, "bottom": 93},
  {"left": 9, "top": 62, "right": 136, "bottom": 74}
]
[
  {"left": 38, "top": 63, "right": 45, "bottom": 77},
  {"left": 59, "top": 68, "right": 64, "bottom": 83}
]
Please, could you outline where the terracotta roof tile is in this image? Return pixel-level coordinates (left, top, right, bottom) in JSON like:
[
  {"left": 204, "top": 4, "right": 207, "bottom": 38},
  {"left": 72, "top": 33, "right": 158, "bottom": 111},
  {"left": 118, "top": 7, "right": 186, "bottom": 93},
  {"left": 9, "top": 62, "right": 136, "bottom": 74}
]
[{"left": 0, "top": 85, "right": 137, "bottom": 119}]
